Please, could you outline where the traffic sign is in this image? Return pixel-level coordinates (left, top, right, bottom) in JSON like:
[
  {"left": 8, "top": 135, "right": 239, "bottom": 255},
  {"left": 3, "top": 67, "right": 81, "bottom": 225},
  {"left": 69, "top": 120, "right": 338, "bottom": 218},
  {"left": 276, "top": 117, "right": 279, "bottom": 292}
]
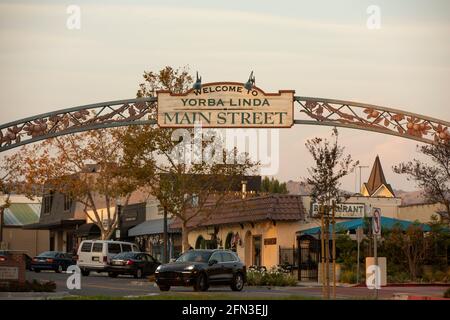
[{"left": 372, "top": 208, "right": 381, "bottom": 236}]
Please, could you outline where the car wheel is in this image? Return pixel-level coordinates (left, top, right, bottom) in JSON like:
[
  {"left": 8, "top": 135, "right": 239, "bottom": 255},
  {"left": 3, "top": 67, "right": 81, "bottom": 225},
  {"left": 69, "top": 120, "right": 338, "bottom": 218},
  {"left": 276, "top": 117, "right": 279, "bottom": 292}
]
[
  {"left": 108, "top": 272, "right": 118, "bottom": 278},
  {"left": 193, "top": 273, "right": 208, "bottom": 292},
  {"left": 231, "top": 272, "right": 245, "bottom": 292},
  {"left": 56, "top": 265, "right": 63, "bottom": 273},
  {"left": 134, "top": 268, "right": 144, "bottom": 279},
  {"left": 81, "top": 269, "right": 90, "bottom": 276},
  {"left": 158, "top": 285, "right": 170, "bottom": 292}
]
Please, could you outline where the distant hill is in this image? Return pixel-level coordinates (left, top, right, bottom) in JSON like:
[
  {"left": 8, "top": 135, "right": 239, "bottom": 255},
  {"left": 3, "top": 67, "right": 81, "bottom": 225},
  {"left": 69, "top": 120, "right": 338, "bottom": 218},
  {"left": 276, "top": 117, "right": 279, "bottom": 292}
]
[
  {"left": 286, "top": 180, "right": 425, "bottom": 205},
  {"left": 394, "top": 189, "right": 426, "bottom": 205}
]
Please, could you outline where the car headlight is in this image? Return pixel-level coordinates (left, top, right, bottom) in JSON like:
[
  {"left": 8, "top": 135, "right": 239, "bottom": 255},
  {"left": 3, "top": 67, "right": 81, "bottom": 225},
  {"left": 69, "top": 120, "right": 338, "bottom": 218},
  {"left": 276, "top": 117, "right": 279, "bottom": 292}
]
[
  {"left": 155, "top": 265, "right": 162, "bottom": 273},
  {"left": 184, "top": 265, "right": 195, "bottom": 271}
]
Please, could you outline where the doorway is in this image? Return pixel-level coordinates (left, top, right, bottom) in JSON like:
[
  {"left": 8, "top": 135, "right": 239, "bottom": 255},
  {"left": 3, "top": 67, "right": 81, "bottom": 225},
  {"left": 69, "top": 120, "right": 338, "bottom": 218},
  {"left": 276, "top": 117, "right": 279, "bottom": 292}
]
[{"left": 253, "top": 235, "right": 262, "bottom": 267}]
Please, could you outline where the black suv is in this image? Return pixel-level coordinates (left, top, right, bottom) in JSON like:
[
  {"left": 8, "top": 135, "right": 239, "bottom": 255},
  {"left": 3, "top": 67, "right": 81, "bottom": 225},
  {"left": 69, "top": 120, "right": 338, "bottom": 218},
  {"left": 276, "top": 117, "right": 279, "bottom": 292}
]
[{"left": 155, "top": 249, "right": 246, "bottom": 292}]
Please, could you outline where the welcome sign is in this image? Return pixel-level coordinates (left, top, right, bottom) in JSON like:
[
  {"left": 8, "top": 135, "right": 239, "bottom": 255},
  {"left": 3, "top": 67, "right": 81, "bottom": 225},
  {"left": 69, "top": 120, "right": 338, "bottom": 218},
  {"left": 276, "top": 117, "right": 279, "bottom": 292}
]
[{"left": 157, "top": 82, "right": 294, "bottom": 128}]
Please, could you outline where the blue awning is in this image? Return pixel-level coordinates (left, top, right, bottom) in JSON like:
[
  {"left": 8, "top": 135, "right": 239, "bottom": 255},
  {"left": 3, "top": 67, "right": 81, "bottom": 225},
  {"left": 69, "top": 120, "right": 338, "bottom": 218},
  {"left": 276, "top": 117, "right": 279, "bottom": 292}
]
[{"left": 298, "top": 216, "right": 431, "bottom": 235}]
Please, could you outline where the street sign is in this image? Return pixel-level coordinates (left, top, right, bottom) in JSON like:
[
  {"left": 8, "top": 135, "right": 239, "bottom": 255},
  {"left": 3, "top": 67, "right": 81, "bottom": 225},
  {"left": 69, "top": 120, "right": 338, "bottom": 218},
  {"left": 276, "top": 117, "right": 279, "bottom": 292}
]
[
  {"left": 356, "top": 227, "right": 364, "bottom": 244},
  {"left": 157, "top": 82, "right": 294, "bottom": 128},
  {"left": 372, "top": 207, "right": 381, "bottom": 236}
]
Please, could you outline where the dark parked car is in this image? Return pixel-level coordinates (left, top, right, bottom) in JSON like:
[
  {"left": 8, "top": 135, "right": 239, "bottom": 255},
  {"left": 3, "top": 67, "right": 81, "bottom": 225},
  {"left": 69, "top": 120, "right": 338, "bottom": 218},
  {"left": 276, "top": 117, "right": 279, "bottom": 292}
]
[
  {"left": 31, "top": 251, "right": 75, "bottom": 273},
  {"left": 107, "top": 252, "right": 160, "bottom": 278},
  {"left": 155, "top": 249, "right": 246, "bottom": 292}
]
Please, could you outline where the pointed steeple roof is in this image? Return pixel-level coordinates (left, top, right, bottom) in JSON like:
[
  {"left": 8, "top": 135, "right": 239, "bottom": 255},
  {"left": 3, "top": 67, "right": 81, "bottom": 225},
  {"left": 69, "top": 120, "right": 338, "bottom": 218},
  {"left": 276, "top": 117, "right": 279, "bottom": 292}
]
[{"left": 364, "top": 155, "right": 395, "bottom": 197}]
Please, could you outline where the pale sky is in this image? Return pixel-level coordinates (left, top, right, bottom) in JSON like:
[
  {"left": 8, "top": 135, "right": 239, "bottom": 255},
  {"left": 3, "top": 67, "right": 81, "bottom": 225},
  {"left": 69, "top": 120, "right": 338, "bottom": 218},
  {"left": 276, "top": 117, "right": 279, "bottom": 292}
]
[{"left": 0, "top": 0, "right": 449, "bottom": 192}]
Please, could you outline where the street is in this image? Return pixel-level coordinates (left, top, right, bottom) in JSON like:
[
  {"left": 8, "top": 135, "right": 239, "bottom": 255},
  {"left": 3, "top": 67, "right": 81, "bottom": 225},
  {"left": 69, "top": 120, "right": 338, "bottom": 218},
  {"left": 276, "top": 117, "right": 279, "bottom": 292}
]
[{"left": 24, "top": 271, "right": 449, "bottom": 300}]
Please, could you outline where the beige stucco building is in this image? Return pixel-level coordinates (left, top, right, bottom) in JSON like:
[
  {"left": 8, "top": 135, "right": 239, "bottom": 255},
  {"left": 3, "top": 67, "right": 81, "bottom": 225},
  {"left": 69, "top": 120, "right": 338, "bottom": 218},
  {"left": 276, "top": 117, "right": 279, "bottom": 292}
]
[{"left": 1, "top": 194, "right": 49, "bottom": 256}]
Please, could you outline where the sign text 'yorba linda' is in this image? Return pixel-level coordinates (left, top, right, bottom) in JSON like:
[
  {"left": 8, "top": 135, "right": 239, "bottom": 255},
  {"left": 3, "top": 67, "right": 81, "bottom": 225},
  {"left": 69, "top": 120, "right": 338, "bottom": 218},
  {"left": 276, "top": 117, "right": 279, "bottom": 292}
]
[{"left": 157, "top": 82, "right": 294, "bottom": 128}]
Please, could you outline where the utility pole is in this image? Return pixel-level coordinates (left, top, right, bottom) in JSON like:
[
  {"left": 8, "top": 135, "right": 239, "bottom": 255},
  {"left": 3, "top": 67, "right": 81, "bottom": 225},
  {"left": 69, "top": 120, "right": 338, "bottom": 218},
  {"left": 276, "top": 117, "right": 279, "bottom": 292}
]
[
  {"left": 320, "top": 205, "right": 326, "bottom": 299},
  {"left": 332, "top": 201, "right": 336, "bottom": 300},
  {"left": 324, "top": 205, "right": 330, "bottom": 300},
  {"left": 163, "top": 206, "right": 168, "bottom": 263},
  {"left": 358, "top": 166, "right": 369, "bottom": 192}
]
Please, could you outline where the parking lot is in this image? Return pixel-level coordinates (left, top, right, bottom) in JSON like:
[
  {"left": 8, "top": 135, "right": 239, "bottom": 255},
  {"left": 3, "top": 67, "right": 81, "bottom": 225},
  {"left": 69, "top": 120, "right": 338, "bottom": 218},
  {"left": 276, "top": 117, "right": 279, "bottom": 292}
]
[{"left": 23, "top": 270, "right": 449, "bottom": 300}]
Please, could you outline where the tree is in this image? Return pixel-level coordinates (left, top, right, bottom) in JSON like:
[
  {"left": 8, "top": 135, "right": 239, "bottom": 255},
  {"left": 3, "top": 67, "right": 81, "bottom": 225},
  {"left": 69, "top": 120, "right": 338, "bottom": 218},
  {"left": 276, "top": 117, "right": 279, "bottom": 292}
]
[
  {"left": 393, "top": 141, "right": 450, "bottom": 220},
  {"left": 305, "top": 128, "right": 359, "bottom": 205},
  {"left": 119, "top": 66, "right": 258, "bottom": 251},
  {"left": 260, "top": 177, "right": 288, "bottom": 194},
  {"left": 383, "top": 223, "right": 429, "bottom": 280},
  {"left": 4, "top": 129, "right": 141, "bottom": 240}
]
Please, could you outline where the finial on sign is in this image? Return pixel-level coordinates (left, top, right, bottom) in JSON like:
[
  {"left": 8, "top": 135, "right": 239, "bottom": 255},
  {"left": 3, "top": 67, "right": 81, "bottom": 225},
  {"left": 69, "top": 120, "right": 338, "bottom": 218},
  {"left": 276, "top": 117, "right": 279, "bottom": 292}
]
[
  {"left": 244, "top": 71, "right": 255, "bottom": 92},
  {"left": 193, "top": 71, "right": 202, "bottom": 91}
]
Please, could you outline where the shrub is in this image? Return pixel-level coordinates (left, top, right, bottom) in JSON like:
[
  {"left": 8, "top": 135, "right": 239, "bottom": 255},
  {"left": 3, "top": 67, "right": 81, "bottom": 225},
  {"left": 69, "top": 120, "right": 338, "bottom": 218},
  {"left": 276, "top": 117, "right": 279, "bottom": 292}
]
[
  {"left": 246, "top": 266, "right": 297, "bottom": 286},
  {"left": 0, "top": 280, "right": 56, "bottom": 292},
  {"left": 387, "top": 271, "right": 410, "bottom": 283},
  {"left": 444, "top": 288, "right": 450, "bottom": 298},
  {"left": 340, "top": 270, "right": 357, "bottom": 284}
]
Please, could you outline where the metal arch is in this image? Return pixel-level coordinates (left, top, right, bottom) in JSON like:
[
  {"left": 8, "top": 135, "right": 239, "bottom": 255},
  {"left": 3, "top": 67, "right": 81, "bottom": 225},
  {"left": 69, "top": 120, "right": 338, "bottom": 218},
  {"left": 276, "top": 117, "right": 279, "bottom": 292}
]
[
  {"left": 0, "top": 95, "right": 449, "bottom": 152},
  {"left": 0, "top": 98, "right": 157, "bottom": 152},
  {"left": 294, "top": 96, "right": 450, "bottom": 145}
]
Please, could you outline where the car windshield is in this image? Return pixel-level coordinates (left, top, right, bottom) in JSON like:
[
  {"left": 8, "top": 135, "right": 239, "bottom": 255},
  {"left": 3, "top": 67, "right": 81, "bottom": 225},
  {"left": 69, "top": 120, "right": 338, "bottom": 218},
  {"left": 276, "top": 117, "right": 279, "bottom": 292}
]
[
  {"left": 112, "top": 252, "right": 138, "bottom": 259},
  {"left": 176, "top": 251, "right": 212, "bottom": 263},
  {"left": 38, "top": 251, "right": 58, "bottom": 257}
]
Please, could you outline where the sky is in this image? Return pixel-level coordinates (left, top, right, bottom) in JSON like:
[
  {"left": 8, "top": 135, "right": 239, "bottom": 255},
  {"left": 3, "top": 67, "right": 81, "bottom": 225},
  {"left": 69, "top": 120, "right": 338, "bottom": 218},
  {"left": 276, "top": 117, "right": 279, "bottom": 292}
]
[{"left": 0, "top": 0, "right": 449, "bottom": 192}]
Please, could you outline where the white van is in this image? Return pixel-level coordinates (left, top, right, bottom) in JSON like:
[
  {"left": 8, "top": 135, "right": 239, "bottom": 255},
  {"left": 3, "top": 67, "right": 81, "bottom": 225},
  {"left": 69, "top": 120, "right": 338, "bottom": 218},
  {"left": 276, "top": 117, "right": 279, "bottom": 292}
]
[{"left": 77, "top": 240, "right": 140, "bottom": 276}]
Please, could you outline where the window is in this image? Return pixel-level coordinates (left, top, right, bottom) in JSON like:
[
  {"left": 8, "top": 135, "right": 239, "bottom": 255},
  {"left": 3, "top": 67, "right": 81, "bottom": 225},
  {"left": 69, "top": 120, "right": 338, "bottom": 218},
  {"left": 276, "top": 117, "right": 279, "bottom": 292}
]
[
  {"left": 210, "top": 252, "right": 224, "bottom": 263},
  {"left": 43, "top": 191, "right": 54, "bottom": 214},
  {"left": 132, "top": 245, "right": 139, "bottom": 252},
  {"left": 63, "top": 194, "right": 73, "bottom": 211},
  {"left": 108, "top": 243, "right": 121, "bottom": 254},
  {"left": 222, "top": 252, "right": 236, "bottom": 262},
  {"left": 80, "top": 242, "right": 92, "bottom": 252},
  {"left": 122, "top": 244, "right": 132, "bottom": 252},
  {"left": 92, "top": 243, "right": 103, "bottom": 253}
]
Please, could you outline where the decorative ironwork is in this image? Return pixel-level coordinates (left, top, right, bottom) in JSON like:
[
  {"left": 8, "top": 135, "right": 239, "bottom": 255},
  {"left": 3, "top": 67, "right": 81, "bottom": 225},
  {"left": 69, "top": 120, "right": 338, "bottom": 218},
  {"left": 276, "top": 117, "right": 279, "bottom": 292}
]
[
  {"left": 0, "top": 98, "right": 156, "bottom": 152},
  {"left": 0, "top": 95, "right": 448, "bottom": 152},
  {"left": 295, "top": 97, "right": 450, "bottom": 145}
]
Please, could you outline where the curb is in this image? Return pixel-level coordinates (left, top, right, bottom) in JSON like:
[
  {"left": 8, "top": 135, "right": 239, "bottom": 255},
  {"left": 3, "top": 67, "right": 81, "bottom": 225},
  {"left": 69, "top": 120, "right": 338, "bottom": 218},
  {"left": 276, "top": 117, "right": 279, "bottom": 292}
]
[{"left": 0, "top": 291, "right": 69, "bottom": 299}]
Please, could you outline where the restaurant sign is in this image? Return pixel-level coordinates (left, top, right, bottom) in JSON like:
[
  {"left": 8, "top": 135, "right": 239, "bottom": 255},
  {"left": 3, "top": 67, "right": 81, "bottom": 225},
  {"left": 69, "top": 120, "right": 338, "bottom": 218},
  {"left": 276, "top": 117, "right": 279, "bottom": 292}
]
[
  {"left": 310, "top": 203, "right": 365, "bottom": 218},
  {"left": 157, "top": 82, "right": 294, "bottom": 128}
]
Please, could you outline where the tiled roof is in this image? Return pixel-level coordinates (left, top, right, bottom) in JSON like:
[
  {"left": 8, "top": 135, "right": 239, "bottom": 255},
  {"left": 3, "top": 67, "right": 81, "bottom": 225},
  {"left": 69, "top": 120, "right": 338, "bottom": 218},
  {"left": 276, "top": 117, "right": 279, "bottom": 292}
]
[
  {"left": 4, "top": 203, "right": 41, "bottom": 226},
  {"left": 170, "top": 194, "right": 306, "bottom": 229}
]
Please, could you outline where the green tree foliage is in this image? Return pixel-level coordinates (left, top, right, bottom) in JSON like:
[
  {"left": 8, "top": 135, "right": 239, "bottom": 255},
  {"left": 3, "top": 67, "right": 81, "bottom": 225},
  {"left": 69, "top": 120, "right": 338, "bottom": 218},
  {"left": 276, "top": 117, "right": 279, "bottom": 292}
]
[
  {"left": 260, "top": 177, "right": 288, "bottom": 194},
  {"left": 393, "top": 141, "right": 450, "bottom": 220}
]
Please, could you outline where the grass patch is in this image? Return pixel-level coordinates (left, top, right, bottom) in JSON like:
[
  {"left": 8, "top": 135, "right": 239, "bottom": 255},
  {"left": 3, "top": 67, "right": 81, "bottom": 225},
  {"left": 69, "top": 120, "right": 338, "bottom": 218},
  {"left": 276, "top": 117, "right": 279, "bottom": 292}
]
[{"left": 62, "top": 293, "right": 319, "bottom": 300}]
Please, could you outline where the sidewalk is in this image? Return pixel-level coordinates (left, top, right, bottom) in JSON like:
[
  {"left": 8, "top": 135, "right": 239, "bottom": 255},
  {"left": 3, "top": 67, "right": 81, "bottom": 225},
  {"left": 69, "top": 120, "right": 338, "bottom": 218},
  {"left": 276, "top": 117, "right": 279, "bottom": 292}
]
[{"left": 296, "top": 281, "right": 355, "bottom": 288}]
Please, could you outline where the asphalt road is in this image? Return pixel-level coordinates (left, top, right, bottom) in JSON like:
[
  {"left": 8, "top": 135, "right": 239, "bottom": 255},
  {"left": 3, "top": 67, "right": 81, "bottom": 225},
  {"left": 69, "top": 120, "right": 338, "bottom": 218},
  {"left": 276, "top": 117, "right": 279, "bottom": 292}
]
[{"left": 25, "top": 271, "right": 449, "bottom": 299}]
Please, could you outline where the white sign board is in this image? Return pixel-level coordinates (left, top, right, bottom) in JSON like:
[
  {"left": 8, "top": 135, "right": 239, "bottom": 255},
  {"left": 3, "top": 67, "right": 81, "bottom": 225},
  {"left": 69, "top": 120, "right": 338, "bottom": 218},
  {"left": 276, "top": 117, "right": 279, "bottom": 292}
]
[
  {"left": 311, "top": 203, "right": 365, "bottom": 218},
  {"left": 0, "top": 266, "right": 19, "bottom": 280},
  {"left": 372, "top": 207, "right": 381, "bottom": 236}
]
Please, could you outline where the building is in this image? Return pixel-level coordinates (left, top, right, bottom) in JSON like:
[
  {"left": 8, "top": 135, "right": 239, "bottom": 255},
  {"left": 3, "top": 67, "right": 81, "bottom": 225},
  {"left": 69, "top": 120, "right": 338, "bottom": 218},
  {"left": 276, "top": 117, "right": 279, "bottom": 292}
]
[
  {"left": 170, "top": 194, "right": 306, "bottom": 268},
  {"left": 298, "top": 155, "right": 402, "bottom": 235},
  {"left": 0, "top": 195, "right": 49, "bottom": 256},
  {"left": 125, "top": 198, "right": 182, "bottom": 261}
]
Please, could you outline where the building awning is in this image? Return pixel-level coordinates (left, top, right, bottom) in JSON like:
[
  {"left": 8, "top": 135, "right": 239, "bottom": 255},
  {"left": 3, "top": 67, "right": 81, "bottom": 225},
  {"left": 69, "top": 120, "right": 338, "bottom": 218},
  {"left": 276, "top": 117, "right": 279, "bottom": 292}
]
[
  {"left": 128, "top": 218, "right": 180, "bottom": 237},
  {"left": 4, "top": 203, "right": 41, "bottom": 226},
  {"left": 22, "top": 219, "right": 86, "bottom": 230},
  {"left": 297, "top": 217, "right": 431, "bottom": 235},
  {"left": 74, "top": 223, "right": 101, "bottom": 237}
]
